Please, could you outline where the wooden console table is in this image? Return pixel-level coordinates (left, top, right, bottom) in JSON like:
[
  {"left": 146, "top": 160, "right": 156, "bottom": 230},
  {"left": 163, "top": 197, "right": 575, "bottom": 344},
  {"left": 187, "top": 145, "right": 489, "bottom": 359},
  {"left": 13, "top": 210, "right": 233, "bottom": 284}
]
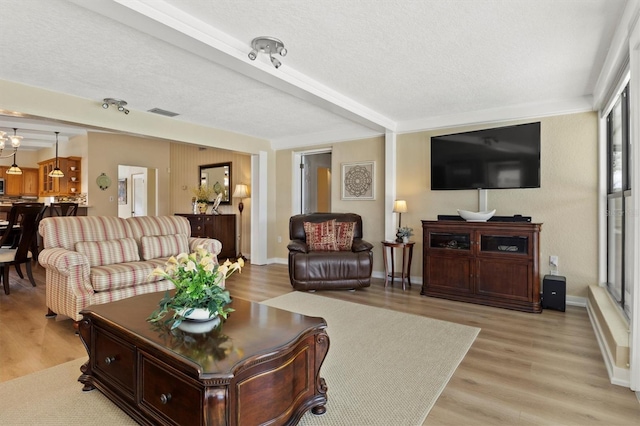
[
  {"left": 176, "top": 213, "right": 236, "bottom": 260},
  {"left": 422, "top": 220, "right": 541, "bottom": 313},
  {"left": 78, "top": 292, "right": 329, "bottom": 425}
]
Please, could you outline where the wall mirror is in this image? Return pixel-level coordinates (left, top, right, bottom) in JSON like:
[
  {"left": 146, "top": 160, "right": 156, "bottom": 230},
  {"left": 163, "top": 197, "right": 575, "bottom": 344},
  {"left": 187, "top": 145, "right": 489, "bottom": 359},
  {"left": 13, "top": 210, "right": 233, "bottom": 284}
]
[{"left": 199, "top": 162, "right": 232, "bottom": 204}]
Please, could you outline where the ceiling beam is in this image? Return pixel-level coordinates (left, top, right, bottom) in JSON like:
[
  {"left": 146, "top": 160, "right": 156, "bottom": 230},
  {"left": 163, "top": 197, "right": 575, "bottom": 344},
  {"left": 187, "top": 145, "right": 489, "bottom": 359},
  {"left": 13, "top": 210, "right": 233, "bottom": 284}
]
[{"left": 69, "top": 0, "right": 396, "bottom": 134}]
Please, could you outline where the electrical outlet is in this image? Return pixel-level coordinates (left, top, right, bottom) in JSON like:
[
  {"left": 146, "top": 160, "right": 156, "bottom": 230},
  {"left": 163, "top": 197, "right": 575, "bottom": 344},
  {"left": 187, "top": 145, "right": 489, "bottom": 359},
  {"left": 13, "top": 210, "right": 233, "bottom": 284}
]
[
  {"left": 549, "top": 255, "right": 558, "bottom": 267},
  {"left": 277, "top": 236, "right": 282, "bottom": 243}
]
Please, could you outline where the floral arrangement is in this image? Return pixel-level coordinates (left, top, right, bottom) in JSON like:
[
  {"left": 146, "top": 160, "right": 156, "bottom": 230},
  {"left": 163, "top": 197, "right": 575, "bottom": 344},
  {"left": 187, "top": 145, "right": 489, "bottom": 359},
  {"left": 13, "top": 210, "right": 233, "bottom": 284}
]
[
  {"left": 191, "top": 184, "right": 215, "bottom": 202},
  {"left": 147, "top": 246, "right": 243, "bottom": 329},
  {"left": 396, "top": 226, "right": 414, "bottom": 237}
]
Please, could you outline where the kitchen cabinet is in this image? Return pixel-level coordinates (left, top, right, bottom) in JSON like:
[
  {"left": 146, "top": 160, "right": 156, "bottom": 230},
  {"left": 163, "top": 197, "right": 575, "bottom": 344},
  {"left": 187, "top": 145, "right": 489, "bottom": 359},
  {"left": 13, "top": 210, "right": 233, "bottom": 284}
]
[
  {"left": 38, "top": 156, "right": 81, "bottom": 196},
  {"left": 5, "top": 170, "right": 23, "bottom": 196},
  {"left": 21, "top": 168, "right": 39, "bottom": 196},
  {"left": 0, "top": 166, "right": 39, "bottom": 196}
]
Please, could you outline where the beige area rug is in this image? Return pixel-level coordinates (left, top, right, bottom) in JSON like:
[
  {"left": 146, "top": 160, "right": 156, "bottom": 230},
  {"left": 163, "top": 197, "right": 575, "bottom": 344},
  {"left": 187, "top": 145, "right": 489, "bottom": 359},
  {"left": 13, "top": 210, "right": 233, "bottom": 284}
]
[{"left": 0, "top": 292, "right": 478, "bottom": 426}]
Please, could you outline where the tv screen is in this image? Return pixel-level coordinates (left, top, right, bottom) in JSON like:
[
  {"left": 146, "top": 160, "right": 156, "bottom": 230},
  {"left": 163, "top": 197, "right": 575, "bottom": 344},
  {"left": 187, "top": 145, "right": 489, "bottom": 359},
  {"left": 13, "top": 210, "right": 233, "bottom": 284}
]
[{"left": 431, "top": 122, "right": 541, "bottom": 190}]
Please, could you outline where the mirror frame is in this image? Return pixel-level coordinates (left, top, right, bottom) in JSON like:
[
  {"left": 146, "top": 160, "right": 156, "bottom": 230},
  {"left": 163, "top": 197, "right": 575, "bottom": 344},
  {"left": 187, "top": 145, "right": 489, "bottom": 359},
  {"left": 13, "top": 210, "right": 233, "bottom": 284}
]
[{"left": 198, "top": 162, "right": 232, "bottom": 205}]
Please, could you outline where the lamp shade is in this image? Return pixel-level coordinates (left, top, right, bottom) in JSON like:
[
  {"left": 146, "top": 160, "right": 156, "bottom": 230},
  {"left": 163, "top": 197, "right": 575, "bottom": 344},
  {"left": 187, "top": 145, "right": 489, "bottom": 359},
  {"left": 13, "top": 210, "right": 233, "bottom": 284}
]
[
  {"left": 233, "top": 184, "right": 249, "bottom": 199},
  {"left": 393, "top": 200, "right": 407, "bottom": 213},
  {"left": 49, "top": 168, "right": 65, "bottom": 178}
]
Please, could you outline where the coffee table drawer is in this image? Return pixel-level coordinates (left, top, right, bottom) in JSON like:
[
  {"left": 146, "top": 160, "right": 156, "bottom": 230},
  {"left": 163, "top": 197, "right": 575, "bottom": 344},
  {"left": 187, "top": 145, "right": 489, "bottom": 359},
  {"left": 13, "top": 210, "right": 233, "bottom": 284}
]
[
  {"left": 139, "top": 355, "right": 203, "bottom": 425},
  {"left": 94, "top": 328, "right": 136, "bottom": 396}
]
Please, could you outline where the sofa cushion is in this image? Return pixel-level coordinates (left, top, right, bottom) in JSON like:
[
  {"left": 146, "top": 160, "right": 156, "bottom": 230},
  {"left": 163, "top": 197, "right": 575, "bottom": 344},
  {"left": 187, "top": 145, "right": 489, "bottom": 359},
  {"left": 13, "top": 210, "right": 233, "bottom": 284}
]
[
  {"left": 127, "top": 216, "right": 191, "bottom": 240},
  {"left": 335, "top": 221, "right": 356, "bottom": 251},
  {"left": 90, "top": 258, "right": 167, "bottom": 292},
  {"left": 140, "top": 234, "right": 189, "bottom": 260},
  {"left": 75, "top": 238, "right": 140, "bottom": 267},
  {"left": 40, "top": 216, "right": 132, "bottom": 251},
  {"left": 304, "top": 220, "right": 338, "bottom": 251}
]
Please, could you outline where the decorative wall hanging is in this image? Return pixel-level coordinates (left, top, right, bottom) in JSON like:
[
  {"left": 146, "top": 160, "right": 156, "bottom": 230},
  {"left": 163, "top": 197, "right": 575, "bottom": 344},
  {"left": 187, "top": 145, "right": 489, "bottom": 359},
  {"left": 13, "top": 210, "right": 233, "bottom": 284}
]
[
  {"left": 118, "top": 178, "right": 127, "bottom": 204},
  {"left": 96, "top": 173, "right": 112, "bottom": 191},
  {"left": 341, "top": 161, "right": 375, "bottom": 200}
]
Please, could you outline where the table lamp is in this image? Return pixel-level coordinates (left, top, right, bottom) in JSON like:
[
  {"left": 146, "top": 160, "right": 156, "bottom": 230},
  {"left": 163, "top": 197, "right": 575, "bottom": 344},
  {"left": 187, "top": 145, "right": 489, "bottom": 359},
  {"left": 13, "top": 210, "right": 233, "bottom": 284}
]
[
  {"left": 393, "top": 200, "right": 407, "bottom": 228},
  {"left": 393, "top": 200, "right": 408, "bottom": 242}
]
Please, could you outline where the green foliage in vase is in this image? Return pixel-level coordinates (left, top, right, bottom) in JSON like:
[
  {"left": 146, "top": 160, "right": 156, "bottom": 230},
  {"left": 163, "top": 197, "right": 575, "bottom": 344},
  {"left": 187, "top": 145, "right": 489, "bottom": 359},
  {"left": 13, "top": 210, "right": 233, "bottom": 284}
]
[
  {"left": 147, "top": 246, "right": 243, "bottom": 329},
  {"left": 397, "top": 226, "right": 414, "bottom": 237}
]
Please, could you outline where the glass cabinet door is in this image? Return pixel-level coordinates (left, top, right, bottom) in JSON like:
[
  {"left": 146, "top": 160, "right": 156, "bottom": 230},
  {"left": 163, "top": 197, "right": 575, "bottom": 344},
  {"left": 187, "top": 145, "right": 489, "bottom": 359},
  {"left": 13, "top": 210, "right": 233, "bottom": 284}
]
[
  {"left": 479, "top": 234, "right": 529, "bottom": 255},
  {"left": 429, "top": 232, "right": 471, "bottom": 251}
]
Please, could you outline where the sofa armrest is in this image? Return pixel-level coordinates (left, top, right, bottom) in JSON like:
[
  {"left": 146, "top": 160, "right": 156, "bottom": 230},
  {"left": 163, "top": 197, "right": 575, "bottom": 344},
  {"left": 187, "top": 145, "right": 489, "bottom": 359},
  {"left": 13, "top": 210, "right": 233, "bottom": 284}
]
[
  {"left": 189, "top": 237, "right": 222, "bottom": 256},
  {"left": 287, "top": 239, "right": 309, "bottom": 253},
  {"left": 38, "top": 248, "right": 90, "bottom": 277},
  {"left": 352, "top": 239, "right": 373, "bottom": 252}
]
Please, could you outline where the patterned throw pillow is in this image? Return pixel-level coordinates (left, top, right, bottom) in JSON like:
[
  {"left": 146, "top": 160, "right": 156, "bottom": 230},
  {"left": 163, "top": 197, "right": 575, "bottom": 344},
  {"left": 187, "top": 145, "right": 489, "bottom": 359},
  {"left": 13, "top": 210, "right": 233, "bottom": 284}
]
[
  {"left": 75, "top": 238, "right": 140, "bottom": 267},
  {"left": 303, "top": 220, "right": 338, "bottom": 251},
  {"left": 335, "top": 221, "right": 356, "bottom": 251}
]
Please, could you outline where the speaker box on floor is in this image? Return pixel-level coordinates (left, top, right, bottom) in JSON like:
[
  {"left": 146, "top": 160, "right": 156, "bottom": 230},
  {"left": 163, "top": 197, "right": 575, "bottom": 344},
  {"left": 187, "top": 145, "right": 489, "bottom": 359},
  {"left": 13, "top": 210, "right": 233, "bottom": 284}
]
[{"left": 542, "top": 275, "right": 566, "bottom": 312}]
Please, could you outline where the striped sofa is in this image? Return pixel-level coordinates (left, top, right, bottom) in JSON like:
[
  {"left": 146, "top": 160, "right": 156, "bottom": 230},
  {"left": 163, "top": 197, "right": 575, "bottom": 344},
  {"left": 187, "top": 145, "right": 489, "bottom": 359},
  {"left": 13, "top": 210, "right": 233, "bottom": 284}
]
[{"left": 38, "top": 215, "right": 222, "bottom": 322}]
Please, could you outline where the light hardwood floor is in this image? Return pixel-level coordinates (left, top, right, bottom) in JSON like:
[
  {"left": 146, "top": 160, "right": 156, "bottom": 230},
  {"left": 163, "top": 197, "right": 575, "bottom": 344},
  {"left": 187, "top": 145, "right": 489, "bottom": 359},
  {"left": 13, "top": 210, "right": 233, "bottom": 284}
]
[{"left": 1, "top": 262, "right": 639, "bottom": 425}]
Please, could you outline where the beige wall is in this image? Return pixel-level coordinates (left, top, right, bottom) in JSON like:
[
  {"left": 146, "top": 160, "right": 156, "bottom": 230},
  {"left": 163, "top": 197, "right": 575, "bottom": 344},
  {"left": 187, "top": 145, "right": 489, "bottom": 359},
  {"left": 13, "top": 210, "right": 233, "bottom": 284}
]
[
  {"left": 274, "top": 137, "right": 387, "bottom": 263},
  {"left": 86, "top": 132, "right": 171, "bottom": 216},
  {"left": 169, "top": 143, "right": 252, "bottom": 257},
  {"left": 274, "top": 112, "right": 598, "bottom": 299},
  {"left": 400, "top": 111, "right": 598, "bottom": 298}
]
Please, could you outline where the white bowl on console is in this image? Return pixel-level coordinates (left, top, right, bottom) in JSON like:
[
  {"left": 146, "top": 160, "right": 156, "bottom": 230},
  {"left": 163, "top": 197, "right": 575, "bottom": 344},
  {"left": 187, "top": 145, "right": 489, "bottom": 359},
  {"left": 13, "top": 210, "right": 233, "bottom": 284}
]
[{"left": 457, "top": 209, "right": 496, "bottom": 222}]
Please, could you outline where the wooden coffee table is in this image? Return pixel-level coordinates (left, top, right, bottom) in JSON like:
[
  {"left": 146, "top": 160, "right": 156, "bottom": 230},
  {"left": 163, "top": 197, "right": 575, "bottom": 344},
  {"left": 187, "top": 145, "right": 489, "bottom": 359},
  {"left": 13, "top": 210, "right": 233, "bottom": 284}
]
[{"left": 78, "top": 292, "right": 329, "bottom": 425}]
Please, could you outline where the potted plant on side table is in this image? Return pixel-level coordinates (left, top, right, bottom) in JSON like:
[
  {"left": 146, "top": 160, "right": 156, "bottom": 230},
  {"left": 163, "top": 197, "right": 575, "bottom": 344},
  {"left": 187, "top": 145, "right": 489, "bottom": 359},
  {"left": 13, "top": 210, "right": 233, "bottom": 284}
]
[{"left": 395, "top": 226, "right": 413, "bottom": 244}]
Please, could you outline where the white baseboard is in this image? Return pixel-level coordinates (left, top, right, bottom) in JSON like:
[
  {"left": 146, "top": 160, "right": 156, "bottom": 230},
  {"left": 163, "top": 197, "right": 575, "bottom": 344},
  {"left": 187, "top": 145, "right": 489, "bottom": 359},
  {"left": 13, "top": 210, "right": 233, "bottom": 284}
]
[
  {"left": 586, "top": 298, "right": 630, "bottom": 387},
  {"left": 566, "top": 295, "right": 587, "bottom": 307}
]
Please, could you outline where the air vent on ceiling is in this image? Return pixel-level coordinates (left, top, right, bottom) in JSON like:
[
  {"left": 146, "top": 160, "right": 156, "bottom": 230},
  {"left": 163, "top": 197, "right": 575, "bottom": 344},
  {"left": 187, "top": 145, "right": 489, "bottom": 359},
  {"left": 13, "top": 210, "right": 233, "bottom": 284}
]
[{"left": 147, "top": 108, "right": 179, "bottom": 117}]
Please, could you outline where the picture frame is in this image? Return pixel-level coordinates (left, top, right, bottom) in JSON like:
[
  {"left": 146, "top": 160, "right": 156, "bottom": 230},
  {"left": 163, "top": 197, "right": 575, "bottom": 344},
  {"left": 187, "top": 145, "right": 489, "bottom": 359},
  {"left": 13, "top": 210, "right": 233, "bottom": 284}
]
[
  {"left": 118, "top": 178, "right": 127, "bottom": 205},
  {"left": 341, "top": 161, "right": 375, "bottom": 200}
]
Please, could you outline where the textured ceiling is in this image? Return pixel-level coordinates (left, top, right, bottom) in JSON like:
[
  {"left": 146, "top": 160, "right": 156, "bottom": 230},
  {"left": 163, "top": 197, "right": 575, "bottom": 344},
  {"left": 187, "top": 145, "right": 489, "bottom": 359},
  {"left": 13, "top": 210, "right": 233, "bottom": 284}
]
[{"left": 0, "top": 0, "right": 628, "bottom": 149}]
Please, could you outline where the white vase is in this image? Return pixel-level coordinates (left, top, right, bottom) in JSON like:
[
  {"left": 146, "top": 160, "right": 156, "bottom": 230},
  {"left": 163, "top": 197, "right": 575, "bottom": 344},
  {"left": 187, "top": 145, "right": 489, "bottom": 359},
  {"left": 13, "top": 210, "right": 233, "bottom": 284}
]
[
  {"left": 402, "top": 236, "right": 409, "bottom": 243},
  {"left": 178, "top": 307, "right": 218, "bottom": 321},
  {"left": 177, "top": 308, "right": 220, "bottom": 333},
  {"left": 178, "top": 316, "right": 221, "bottom": 333}
]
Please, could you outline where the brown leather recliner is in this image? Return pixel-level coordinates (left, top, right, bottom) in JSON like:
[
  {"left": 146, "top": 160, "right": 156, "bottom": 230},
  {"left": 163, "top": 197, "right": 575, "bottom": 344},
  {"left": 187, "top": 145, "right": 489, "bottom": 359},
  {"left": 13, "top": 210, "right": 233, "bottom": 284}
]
[{"left": 287, "top": 213, "right": 373, "bottom": 291}]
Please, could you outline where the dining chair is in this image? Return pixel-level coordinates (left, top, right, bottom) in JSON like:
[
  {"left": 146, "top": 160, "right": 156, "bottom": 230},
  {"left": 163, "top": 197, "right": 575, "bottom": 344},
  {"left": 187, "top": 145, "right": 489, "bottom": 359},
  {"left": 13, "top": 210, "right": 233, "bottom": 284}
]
[
  {"left": 50, "top": 202, "right": 79, "bottom": 217},
  {"left": 0, "top": 204, "right": 47, "bottom": 294},
  {"left": 5, "top": 203, "right": 47, "bottom": 266}
]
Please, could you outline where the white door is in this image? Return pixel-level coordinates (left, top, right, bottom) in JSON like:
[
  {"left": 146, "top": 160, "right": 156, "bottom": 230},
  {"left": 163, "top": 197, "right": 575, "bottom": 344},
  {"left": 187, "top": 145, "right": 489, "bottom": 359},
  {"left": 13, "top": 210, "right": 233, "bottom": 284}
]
[{"left": 132, "top": 173, "right": 146, "bottom": 217}]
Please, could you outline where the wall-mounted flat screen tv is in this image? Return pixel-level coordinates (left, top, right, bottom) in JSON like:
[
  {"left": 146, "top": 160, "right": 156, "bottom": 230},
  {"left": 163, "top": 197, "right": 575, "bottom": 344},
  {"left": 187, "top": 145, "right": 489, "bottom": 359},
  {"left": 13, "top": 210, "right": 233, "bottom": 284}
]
[{"left": 431, "top": 122, "right": 541, "bottom": 190}]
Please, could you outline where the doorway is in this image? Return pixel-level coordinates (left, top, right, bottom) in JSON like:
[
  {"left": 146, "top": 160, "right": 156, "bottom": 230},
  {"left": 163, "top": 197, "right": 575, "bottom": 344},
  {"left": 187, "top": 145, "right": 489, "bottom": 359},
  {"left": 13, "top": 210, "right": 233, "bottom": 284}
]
[
  {"left": 118, "top": 165, "right": 158, "bottom": 218},
  {"left": 295, "top": 150, "right": 332, "bottom": 215}
]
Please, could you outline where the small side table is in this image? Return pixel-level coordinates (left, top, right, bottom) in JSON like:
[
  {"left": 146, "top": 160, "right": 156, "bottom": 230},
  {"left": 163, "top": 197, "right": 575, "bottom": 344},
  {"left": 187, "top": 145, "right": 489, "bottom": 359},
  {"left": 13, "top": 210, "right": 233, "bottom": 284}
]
[{"left": 381, "top": 240, "right": 415, "bottom": 291}]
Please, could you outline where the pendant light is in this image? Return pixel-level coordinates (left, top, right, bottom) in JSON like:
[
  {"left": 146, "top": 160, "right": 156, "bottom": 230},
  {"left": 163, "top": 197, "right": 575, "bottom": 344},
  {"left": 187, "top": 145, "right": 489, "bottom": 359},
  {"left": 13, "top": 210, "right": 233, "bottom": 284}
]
[
  {"left": 5, "top": 128, "right": 22, "bottom": 175},
  {"left": 48, "top": 131, "right": 64, "bottom": 178},
  {"left": 6, "top": 151, "right": 22, "bottom": 175}
]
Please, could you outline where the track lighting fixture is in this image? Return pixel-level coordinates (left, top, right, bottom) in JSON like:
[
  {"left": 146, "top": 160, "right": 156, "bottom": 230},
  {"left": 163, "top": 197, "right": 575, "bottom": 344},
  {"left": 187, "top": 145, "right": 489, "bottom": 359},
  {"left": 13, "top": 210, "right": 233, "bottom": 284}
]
[
  {"left": 102, "top": 98, "right": 130, "bottom": 114},
  {"left": 270, "top": 54, "right": 282, "bottom": 69},
  {"left": 248, "top": 36, "right": 287, "bottom": 68}
]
